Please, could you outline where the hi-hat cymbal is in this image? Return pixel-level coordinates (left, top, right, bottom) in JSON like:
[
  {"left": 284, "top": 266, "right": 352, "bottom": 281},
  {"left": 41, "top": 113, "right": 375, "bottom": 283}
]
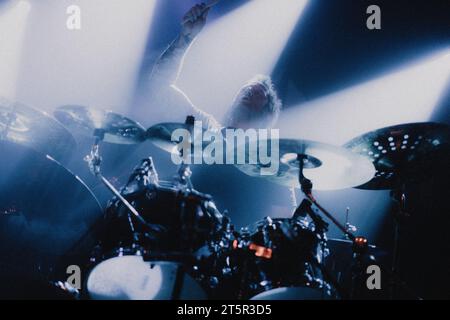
[
  {"left": 0, "top": 100, "right": 76, "bottom": 162},
  {"left": 234, "top": 138, "right": 375, "bottom": 190},
  {"left": 343, "top": 122, "right": 450, "bottom": 190},
  {"left": 54, "top": 105, "right": 146, "bottom": 144},
  {"left": 0, "top": 140, "right": 103, "bottom": 262}
]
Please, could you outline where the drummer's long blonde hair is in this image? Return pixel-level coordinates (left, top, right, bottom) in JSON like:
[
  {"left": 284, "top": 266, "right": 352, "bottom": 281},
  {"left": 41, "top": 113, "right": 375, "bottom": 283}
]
[{"left": 224, "top": 74, "right": 282, "bottom": 129}]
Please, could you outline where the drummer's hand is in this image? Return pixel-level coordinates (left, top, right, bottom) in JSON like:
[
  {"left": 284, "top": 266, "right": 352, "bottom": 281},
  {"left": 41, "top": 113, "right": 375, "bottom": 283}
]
[{"left": 181, "top": 3, "right": 210, "bottom": 41}]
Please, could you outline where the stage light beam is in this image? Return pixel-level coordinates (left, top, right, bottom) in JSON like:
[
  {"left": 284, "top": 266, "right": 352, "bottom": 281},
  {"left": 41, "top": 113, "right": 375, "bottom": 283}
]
[
  {"left": 277, "top": 49, "right": 450, "bottom": 145},
  {"left": 176, "top": 0, "right": 309, "bottom": 121},
  {"left": 14, "top": 0, "right": 157, "bottom": 113},
  {"left": 0, "top": 0, "right": 31, "bottom": 99}
]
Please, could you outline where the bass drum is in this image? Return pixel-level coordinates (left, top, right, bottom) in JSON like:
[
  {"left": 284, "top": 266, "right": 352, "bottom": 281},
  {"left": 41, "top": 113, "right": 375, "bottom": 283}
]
[
  {"left": 86, "top": 182, "right": 224, "bottom": 300},
  {"left": 86, "top": 247, "right": 206, "bottom": 300},
  {"left": 235, "top": 218, "right": 334, "bottom": 300}
]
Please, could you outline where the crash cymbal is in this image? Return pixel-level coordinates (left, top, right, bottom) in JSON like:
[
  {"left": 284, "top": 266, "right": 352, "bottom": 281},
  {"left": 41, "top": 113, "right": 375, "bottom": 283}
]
[
  {"left": 234, "top": 138, "right": 375, "bottom": 190},
  {"left": 147, "top": 122, "right": 208, "bottom": 155},
  {"left": 0, "top": 100, "right": 76, "bottom": 162},
  {"left": 0, "top": 140, "right": 103, "bottom": 262},
  {"left": 54, "top": 105, "right": 146, "bottom": 144},
  {"left": 343, "top": 122, "right": 450, "bottom": 190}
]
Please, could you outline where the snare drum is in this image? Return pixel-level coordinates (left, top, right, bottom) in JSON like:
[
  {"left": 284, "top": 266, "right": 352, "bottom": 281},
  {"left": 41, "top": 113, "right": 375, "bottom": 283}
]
[
  {"left": 235, "top": 217, "right": 333, "bottom": 300},
  {"left": 86, "top": 182, "right": 224, "bottom": 300}
]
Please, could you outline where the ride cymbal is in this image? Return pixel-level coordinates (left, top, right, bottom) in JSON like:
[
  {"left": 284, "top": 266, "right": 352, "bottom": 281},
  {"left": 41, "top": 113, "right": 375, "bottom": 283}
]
[{"left": 234, "top": 138, "right": 375, "bottom": 190}]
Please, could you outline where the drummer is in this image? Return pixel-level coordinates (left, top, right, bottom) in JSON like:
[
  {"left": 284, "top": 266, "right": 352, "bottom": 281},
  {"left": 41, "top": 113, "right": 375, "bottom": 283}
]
[
  {"left": 143, "top": 3, "right": 282, "bottom": 131},
  {"left": 138, "top": 3, "right": 288, "bottom": 229}
]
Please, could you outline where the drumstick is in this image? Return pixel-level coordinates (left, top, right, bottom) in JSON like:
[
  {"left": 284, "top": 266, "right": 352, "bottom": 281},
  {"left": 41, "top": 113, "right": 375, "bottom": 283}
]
[{"left": 182, "top": 0, "right": 220, "bottom": 24}]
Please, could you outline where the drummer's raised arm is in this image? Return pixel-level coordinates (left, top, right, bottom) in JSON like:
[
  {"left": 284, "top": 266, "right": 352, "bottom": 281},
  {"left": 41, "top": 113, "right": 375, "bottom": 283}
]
[
  {"left": 144, "top": 4, "right": 221, "bottom": 130},
  {"left": 147, "top": 3, "right": 210, "bottom": 90}
]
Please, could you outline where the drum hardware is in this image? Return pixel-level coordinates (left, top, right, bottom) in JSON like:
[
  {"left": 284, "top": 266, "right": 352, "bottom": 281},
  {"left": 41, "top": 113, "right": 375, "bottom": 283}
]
[
  {"left": 292, "top": 195, "right": 349, "bottom": 299},
  {"left": 348, "top": 236, "right": 370, "bottom": 299},
  {"left": 123, "top": 157, "right": 160, "bottom": 195},
  {"left": 3, "top": 111, "right": 444, "bottom": 299},
  {"left": 389, "top": 184, "right": 411, "bottom": 299},
  {"left": 233, "top": 217, "right": 335, "bottom": 300},
  {"left": 54, "top": 281, "right": 81, "bottom": 299},
  {"left": 293, "top": 151, "right": 355, "bottom": 238},
  {"left": 81, "top": 116, "right": 227, "bottom": 299},
  {"left": 147, "top": 116, "right": 200, "bottom": 189},
  {"left": 174, "top": 163, "right": 194, "bottom": 189},
  {"left": 344, "top": 207, "right": 357, "bottom": 237},
  {"left": 229, "top": 137, "right": 377, "bottom": 299},
  {"left": 86, "top": 173, "right": 218, "bottom": 300},
  {"left": 295, "top": 152, "right": 385, "bottom": 299},
  {"left": 288, "top": 186, "right": 298, "bottom": 211},
  {"left": 82, "top": 128, "right": 168, "bottom": 249},
  {"left": 343, "top": 122, "right": 450, "bottom": 299},
  {"left": 84, "top": 129, "right": 150, "bottom": 229},
  {"left": 54, "top": 104, "right": 146, "bottom": 144}
]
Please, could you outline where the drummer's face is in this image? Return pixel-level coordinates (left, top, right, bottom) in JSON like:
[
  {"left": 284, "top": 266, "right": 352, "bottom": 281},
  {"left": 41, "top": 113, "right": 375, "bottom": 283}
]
[
  {"left": 230, "top": 83, "right": 270, "bottom": 129},
  {"left": 236, "top": 83, "right": 269, "bottom": 112}
]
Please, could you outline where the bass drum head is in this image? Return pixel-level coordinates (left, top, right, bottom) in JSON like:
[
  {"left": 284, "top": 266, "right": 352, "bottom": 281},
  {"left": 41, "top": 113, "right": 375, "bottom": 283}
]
[
  {"left": 250, "top": 286, "right": 332, "bottom": 300},
  {"left": 86, "top": 256, "right": 207, "bottom": 300}
]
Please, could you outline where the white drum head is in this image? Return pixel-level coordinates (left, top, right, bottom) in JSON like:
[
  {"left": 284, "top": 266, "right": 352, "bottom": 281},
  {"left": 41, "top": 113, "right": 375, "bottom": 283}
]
[{"left": 87, "top": 256, "right": 206, "bottom": 300}]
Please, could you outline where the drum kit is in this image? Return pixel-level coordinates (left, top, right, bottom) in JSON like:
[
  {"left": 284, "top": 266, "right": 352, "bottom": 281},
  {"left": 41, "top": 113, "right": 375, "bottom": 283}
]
[{"left": 1, "top": 98, "right": 449, "bottom": 300}]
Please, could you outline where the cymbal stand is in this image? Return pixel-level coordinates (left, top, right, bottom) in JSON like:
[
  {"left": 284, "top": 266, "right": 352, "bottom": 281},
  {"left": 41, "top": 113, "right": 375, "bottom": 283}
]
[
  {"left": 84, "top": 129, "right": 148, "bottom": 227},
  {"left": 389, "top": 183, "right": 409, "bottom": 299},
  {"left": 175, "top": 161, "right": 194, "bottom": 189},
  {"left": 295, "top": 154, "right": 421, "bottom": 299},
  {"left": 174, "top": 116, "right": 196, "bottom": 190},
  {"left": 295, "top": 154, "right": 369, "bottom": 299},
  {"left": 290, "top": 154, "right": 347, "bottom": 298},
  {"left": 296, "top": 154, "right": 355, "bottom": 240}
]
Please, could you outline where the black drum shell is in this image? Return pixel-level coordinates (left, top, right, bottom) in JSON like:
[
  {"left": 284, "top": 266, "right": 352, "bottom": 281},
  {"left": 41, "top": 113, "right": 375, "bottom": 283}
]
[
  {"left": 234, "top": 218, "right": 325, "bottom": 299},
  {"left": 99, "top": 184, "right": 223, "bottom": 256}
]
